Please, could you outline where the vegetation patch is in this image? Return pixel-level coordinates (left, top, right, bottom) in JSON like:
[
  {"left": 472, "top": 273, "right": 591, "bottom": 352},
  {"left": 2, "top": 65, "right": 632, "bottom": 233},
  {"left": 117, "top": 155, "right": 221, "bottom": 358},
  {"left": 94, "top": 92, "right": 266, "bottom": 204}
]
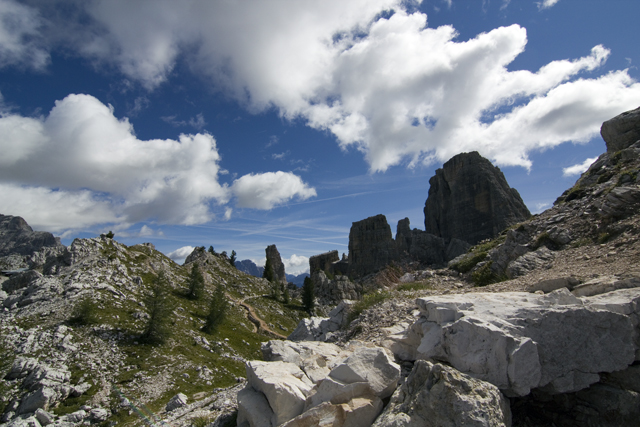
[
  {"left": 347, "top": 291, "right": 392, "bottom": 324},
  {"left": 531, "top": 231, "right": 555, "bottom": 250},
  {"left": 450, "top": 251, "right": 487, "bottom": 274},
  {"left": 471, "top": 261, "right": 505, "bottom": 287}
]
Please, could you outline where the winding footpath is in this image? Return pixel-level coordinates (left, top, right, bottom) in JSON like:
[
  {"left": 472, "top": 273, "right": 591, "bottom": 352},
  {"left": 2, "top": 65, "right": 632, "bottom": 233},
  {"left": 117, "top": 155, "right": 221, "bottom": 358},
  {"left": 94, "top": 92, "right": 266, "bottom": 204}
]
[{"left": 227, "top": 293, "right": 287, "bottom": 339}]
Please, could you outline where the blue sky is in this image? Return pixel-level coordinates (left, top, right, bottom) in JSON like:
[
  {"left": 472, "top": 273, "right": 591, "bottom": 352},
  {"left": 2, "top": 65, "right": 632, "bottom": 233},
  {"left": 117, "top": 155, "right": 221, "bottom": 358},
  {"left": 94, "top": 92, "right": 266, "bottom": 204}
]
[{"left": 1, "top": 0, "right": 639, "bottom": 274}]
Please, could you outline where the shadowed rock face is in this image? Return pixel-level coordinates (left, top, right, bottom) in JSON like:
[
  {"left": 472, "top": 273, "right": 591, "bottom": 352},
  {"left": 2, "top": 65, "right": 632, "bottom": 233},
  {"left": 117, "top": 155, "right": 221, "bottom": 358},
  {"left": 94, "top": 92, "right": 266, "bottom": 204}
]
[
  {"left": 266, "top": 244, "right": 287, "bottom": 284},
  {"left": 347, "top": 215, "right": 399, "bottom": 279},
  {"left": 601, "top": 106, "right": 640, "bottom": 153},
  {"left": 309, "top": 251, "right": 340, "bottom": 275},
  {"left": 424, "top": 151, "right": 531, "bottom": 245},
  {"left": 0, "top": 214, "right": 63, "bottom": 257}
]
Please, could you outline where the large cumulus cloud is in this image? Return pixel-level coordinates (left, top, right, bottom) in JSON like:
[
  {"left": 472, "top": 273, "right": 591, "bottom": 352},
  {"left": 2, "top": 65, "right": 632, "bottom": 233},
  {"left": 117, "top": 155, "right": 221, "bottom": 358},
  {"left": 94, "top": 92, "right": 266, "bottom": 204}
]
[
  {"left": 0, "top": 94, "right": 315, "bottom": 231},
  {"left": 48, "top": 0, "right": 638, "bottom": 171}
]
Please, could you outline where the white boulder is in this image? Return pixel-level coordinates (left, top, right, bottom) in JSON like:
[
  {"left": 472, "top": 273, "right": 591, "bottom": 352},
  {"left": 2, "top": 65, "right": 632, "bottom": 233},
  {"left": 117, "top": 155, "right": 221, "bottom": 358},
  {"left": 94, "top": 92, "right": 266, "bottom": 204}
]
[
  {"left": 373, "top": 360, "right": 511, "bottom": 427},
  {"left": 245, "top": 361, "right": 314, "bottom": 425},
  {"left": 387, "top": 289, "right": 639, "bottom": 396}
]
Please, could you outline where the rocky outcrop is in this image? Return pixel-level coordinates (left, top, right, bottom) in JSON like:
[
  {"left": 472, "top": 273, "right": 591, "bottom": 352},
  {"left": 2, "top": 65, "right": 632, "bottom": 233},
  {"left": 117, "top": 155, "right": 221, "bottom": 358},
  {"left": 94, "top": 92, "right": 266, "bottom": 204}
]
[
  {"left": 309, "top": 251, "right": 339, "bottom": 274},
  {"left": 311, "top": 271, "right": 358, "bottom": 306},
  {"left": 601, "top": 105, "right": 640, "bottom": 153},
  {"left": 386, "top": 288, "right": 640, "bottom": 397},
  {"left": 373, "top": 360, "right": 511, "bottom": 427},
  {"left": 265, "top": 245, "right": 287, "bottom": 284},
  {"left": 241, "top": 341, "right": 400, "bottom": 427},
  {"left": 348, "top": 215, "right": 399, "bottom": 279},
  {"left": 288, "top": 301, "right": 354, "bottom": 342},
  {"left": 424, "top": 151, "right": 531, "bottom": 245},
  {"left": 0, "top": 215, "right": 63, "bottom": 258}
]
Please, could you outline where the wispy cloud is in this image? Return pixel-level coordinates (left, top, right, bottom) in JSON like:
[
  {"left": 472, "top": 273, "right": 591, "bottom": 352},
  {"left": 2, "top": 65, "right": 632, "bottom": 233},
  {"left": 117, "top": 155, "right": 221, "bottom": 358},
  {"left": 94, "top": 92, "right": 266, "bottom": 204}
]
[
  {"left": 563, "top": 157, "right": 598, "bottom": 177},
  {"left": 537, "top": 0, "right": 560, "bottom": 10}
]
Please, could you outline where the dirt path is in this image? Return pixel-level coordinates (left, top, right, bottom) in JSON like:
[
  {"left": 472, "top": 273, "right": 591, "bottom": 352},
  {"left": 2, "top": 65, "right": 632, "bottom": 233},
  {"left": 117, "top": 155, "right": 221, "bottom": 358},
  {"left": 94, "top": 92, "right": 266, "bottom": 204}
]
[{"left": 227, "top": 293, "right": 287, "bottom": 339}]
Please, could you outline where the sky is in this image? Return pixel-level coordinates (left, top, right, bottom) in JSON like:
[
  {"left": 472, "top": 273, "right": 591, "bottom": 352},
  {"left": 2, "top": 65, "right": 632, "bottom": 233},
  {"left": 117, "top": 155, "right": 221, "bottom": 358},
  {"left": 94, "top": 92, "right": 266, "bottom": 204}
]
[{"left": 1, "top": 0, "right": 639, "bottom": 274}]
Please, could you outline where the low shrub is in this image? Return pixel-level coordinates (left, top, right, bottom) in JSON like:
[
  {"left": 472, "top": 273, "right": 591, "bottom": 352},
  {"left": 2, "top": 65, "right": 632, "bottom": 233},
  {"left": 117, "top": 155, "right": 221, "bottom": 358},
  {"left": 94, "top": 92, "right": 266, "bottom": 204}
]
[{"left": 347, "top": 291, "right": 391, "bottom": 324}]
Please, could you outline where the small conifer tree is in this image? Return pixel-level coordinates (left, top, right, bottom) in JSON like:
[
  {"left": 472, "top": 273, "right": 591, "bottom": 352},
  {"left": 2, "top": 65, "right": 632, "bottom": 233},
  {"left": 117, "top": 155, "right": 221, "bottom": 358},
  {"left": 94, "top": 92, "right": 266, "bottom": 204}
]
[
  {"left": 208, "top": 246, "right": 215, "bottom": 255},
  {"left": 230, "top": 250, "right": 237, "bottom": 268},
  {"left": 141, "top": 272, "right": 171, "bottom": 345},
  {"left": 302, "top": 276, "right": 315, "bottom": 314},
  {"left": 203, "top": 283, "right": 228, "bottom": 334},
  {"left": 263, "top": 258, "right": 274, "bottom": 282},
  {"left": 187, "top": 263, "right": 205, "bottom": 300},
  {"left": 282, "top": 284, "right": 290, "bottom": 305}
]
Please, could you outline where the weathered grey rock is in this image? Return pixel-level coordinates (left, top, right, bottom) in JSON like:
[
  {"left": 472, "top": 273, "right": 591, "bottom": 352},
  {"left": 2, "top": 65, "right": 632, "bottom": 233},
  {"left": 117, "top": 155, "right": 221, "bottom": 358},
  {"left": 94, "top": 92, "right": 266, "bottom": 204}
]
[
  {"left": 599, "top": 186, "right": 640, "bottom": 221},
  {"left": 505, "top": 247, "right": 555, "bottom": 278},
  {"left": 165, "top": 393, "right": 188, "bottom": 412},
  {"left": 288, "top": 300, "right": 355, "bottom": 343},
  {"left": 245, "top": 361, "right": 314, "bottom": 425},
  {"left": 2, "top": 270, "right": 42, "bottom": 293},
  {"left": 388, "top": 289, "right": 640, "bottom": 397},
  {"left": 348, "top": 215, "right": 399, "bottom": 279},
  {"left": 407, "top": 230, "right": 446, "bottom": 266},
  {"left": 237, "top": 387, "right": 273, "bottom": 427},
  {"left": 601, "top": 106, "right": 640, "bottom": 153},
  {"left": 262, "top": 340, "right": 347, "bottom": 384},
  {"left": 309, "top": 251, "right": 339, "bottom": 275},
  {"left": 328, "top": 347, "right": 400, "bottom": 399},
  {"left": 60, "top": 409, "right": 86, "bottom": 423},
  {"left": 528, "top": 277, "right": 580, "bottom": 293},
  {"left": 572, "top": 276, "right": 640, "bottom": 297},
  {"left": 88, "top": 408, "right": 109, "bottom": 422},
  {"left": 305, "top": 376, "right": 376, "bottom": 410},
  {"left": 0, "top": 215, "right": 64, "bottom": 257},
  {"left": 265, "top": 245, "right": 287, "bottom": 284},
  {"left": 373, "top": 360, "right": 511, "bottom": 427},
  {"left": 5, "top": 415, "right": 43, "bottom": 427},
  {"left": 424, "top": 151, "right": 530, "bottom": 245},
  {"left": 312, "top": 271, "right": 358, "bottom": 306},
  {"left": 34, "top": 408, "right": 54, "bottom": 426}
]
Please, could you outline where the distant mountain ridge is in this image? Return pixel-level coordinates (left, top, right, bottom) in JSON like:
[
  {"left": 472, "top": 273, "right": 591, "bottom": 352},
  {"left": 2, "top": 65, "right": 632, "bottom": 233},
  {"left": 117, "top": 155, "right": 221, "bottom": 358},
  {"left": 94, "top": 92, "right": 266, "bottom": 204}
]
[{"left": 236, "top": 259, "right": 309, "bottom": 286}]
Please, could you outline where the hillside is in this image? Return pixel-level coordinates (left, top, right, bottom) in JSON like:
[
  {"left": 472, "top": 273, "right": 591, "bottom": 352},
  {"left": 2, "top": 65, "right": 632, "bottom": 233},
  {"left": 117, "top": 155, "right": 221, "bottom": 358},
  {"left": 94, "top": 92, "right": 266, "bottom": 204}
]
[{"left": 0, "top": 239, "right": 307, "bottom": 426}]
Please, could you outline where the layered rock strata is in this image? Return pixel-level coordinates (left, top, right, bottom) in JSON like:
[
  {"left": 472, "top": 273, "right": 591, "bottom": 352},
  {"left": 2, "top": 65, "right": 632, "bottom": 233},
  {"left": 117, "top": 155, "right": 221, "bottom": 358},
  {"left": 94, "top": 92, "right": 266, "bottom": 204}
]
[
  {"left": 386, "top": 288, "right": 640, "bottom": 397},
  {"left": 424, "top": 151, "right": 531, "bottom": 245},
  {"left": 238, "top": 341, "right": 401, "bottom": 427}
]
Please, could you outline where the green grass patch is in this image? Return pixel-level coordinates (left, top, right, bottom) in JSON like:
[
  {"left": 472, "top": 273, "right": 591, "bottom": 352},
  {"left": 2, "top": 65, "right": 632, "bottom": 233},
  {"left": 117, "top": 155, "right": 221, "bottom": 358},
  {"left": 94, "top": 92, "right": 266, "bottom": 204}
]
[
  {"left": 396, "top": 281, "right": 433, "bottom": 292},
  {"left": 450, "top": 251, "right": 487, "bottom": 274}
]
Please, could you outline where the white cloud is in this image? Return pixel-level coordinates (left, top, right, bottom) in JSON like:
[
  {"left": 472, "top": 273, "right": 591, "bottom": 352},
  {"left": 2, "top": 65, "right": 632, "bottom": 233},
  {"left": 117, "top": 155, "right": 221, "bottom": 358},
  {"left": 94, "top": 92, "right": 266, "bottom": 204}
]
[
  {"left": 0, "top": 0, "right": 49, "bottom": 70},
  {"left": 283, "top": 254, "right": 310, "bottom": 275},
  {"left": 537, "top": 0, "right": 560, "bottom": 10},
  {"left": 232, "top": 172, "right": 317, "bottom": 210},
  {"left": 563, "top": 157, "right": 598, "bottom": 177},
  {"left": 0, "top": 93, "right": 230, "bottom": 231},
  {"left": 166, "top": 245, "right": 195, "bottom": 264},
  {"left": 5, "top": 2, "right": 640, "bottom": 176}
]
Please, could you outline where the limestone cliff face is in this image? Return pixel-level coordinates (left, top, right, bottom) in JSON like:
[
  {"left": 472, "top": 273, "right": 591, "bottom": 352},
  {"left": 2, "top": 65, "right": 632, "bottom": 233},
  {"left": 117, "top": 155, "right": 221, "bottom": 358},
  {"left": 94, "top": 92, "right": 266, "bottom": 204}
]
[
  {"left": 348, "top": 215, "right": 399, "bottom": 279},
  {"left": 265, "top": 244, "right": 287, "bottom": 284},
  {"left": 309, "top": 250, "right": 340, "bottom": 275},
  {"left": 0, "top": 214, "right": 63, "bottom": 257},
  {"left": 424, "top": 151, "right": 531, "bottom": 245}
]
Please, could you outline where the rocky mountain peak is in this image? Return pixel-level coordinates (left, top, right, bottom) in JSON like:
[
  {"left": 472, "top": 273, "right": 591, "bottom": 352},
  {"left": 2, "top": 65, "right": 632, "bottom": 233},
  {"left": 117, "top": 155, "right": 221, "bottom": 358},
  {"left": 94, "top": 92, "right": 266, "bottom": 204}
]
[
  {"left": 424, "top": 151, "right": 531, "bottom": 245},
  {"left": 601, "top": 105, "right": 640, "bottom": 153},
  {"left": 0, "top": 215, "right": 63, "bottom": 258},
  {"left": 265, "top": 244, "right": 287, "bottom": 284}
]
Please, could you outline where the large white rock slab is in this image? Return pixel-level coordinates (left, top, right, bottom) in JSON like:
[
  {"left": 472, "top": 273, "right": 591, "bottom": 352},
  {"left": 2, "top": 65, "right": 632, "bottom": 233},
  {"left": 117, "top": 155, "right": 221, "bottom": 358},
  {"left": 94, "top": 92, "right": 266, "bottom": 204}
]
[
  {"left": 329, "top": 347, "right": 400, "bottom": 399},
  {"left": 261, "top": 340, "right": 348, "bottom": 384},
  {"left": 245, "top": 361, "right": 314, "bottom": 426},
  {"left": 373, "top": 360, "right": 511, "bottom": 427},
  {"left": 388, "top": 289, "right": 638, "bottom": 396},
  {"left": 237, "top": 386, "right": 274, "bottom": 427}
]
